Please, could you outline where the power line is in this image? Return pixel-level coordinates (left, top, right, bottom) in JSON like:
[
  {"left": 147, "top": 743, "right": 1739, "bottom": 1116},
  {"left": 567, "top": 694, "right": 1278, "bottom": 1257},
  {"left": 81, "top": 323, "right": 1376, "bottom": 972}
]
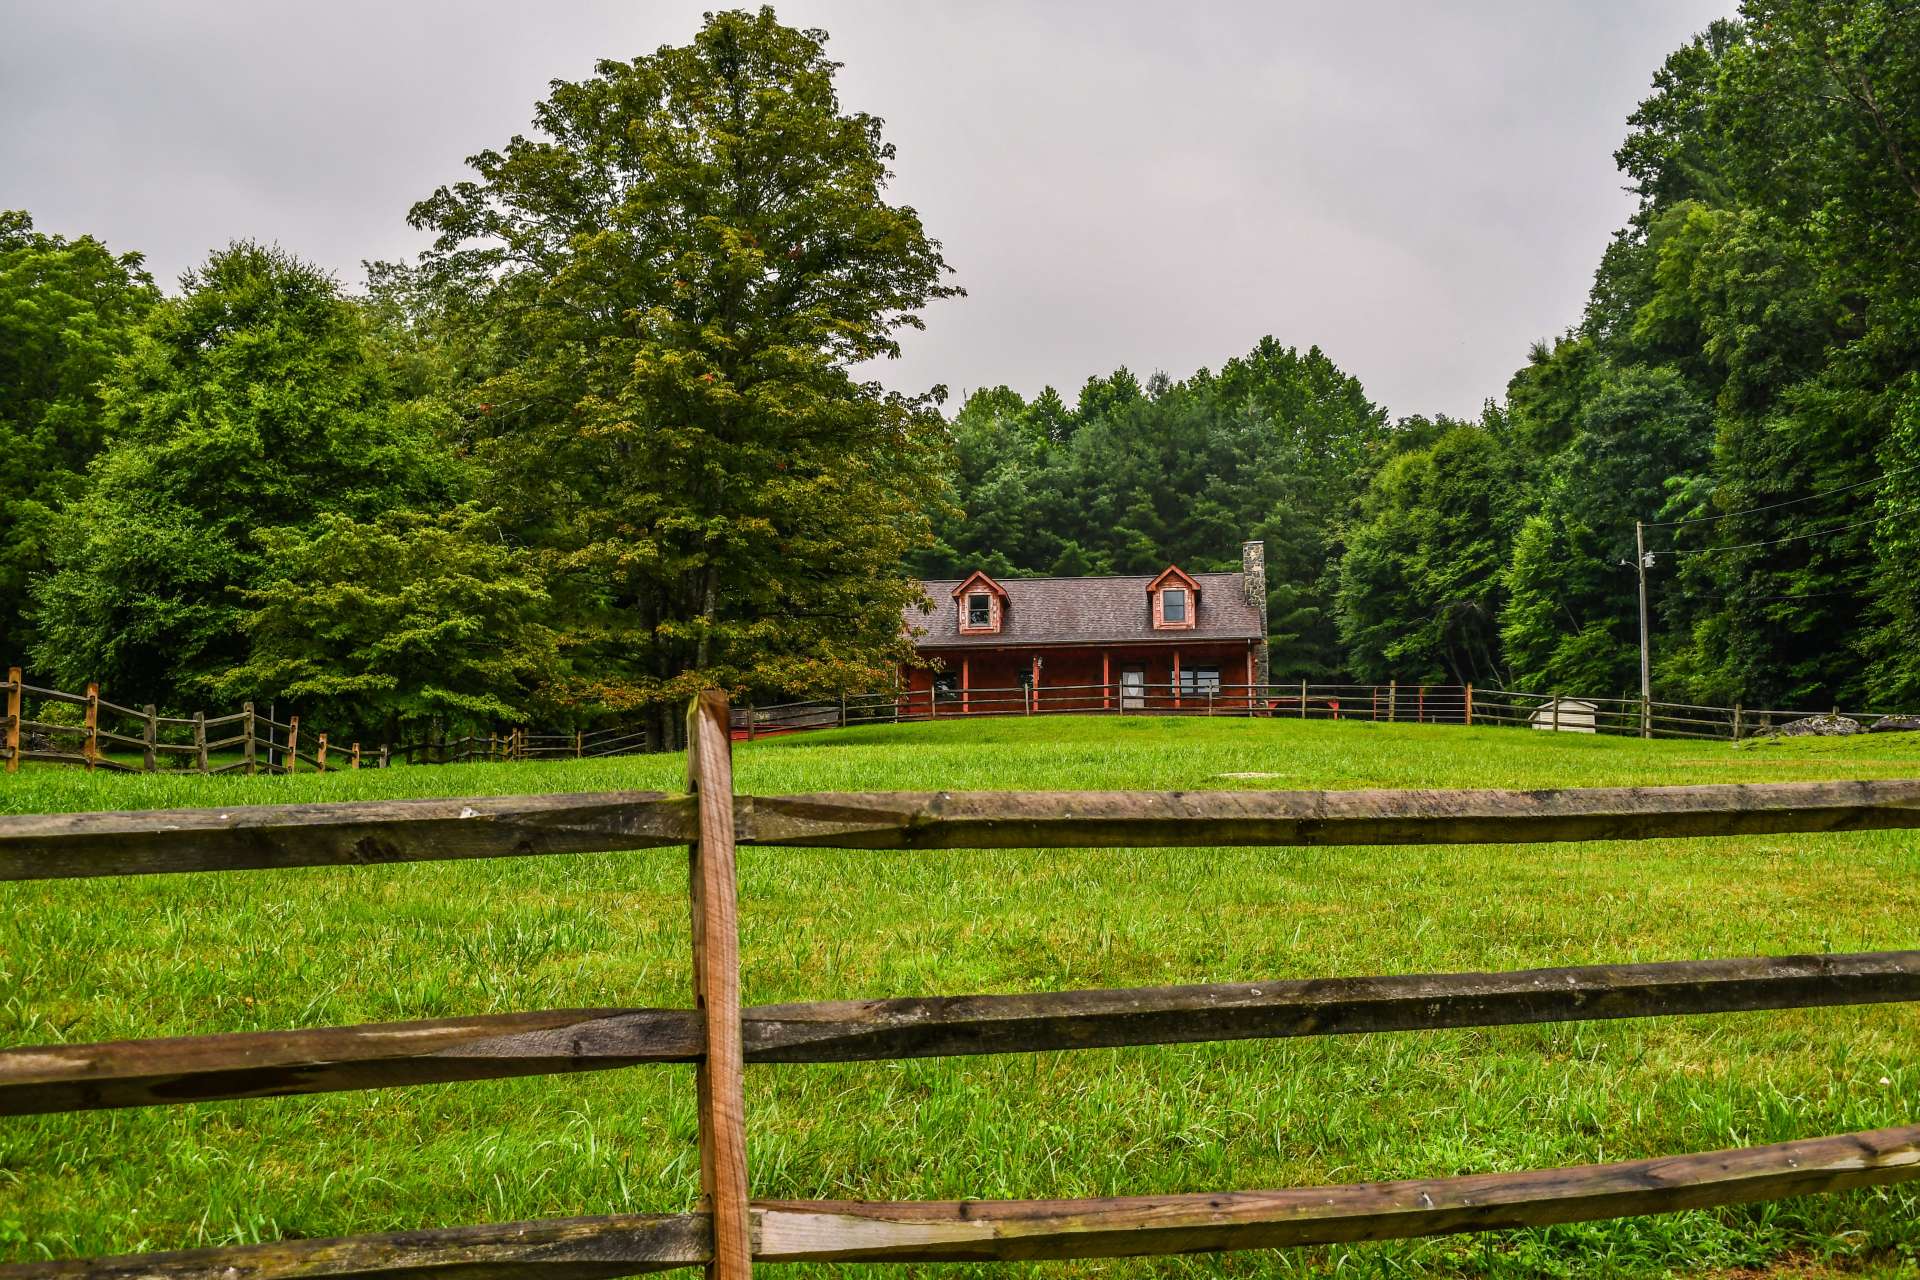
[
  {"left": 1644, "top": 460, "right": 1920, "bottom": 528},
  {"left": 1666, "top": 510, "right": 1910, "bottom": 558}
]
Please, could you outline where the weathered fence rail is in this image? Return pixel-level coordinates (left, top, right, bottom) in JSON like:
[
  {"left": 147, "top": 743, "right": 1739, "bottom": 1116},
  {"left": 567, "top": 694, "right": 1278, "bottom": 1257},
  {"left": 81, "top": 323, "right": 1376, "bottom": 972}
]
[{"left": 3, "top": 692, "right": 1919, "bottom": 1277}]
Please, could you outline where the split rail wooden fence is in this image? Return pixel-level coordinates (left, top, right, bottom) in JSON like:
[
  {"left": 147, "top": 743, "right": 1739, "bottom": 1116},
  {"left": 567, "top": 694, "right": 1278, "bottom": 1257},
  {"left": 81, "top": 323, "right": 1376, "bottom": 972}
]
[
  {"left": 3, "top": 668, "right": 651, "bottom": 774},
  {"left": 4, "top": 692, "right": 1920, "bottom": 1277},
  {"left": 746, "top": 680, "right": 1920, "bottom": 743}
]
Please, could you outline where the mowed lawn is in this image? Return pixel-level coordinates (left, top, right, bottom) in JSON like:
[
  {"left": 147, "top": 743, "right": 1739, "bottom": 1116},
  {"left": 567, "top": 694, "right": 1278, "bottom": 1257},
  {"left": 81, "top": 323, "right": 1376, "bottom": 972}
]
[{"left": 3, "top": 716, "right": 1919, "bottom": 1278}]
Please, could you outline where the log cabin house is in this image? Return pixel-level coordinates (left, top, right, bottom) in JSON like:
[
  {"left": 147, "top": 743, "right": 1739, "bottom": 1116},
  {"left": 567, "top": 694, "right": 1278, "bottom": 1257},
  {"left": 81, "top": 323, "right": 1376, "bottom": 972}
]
[{"left": 901, "top": 541, "right": 1270, "bottom": 713}]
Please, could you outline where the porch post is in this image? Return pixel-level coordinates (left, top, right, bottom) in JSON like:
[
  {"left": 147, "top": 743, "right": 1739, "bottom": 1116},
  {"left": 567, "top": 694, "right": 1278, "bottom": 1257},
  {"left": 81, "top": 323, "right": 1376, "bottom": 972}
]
[
  {"left": 1102, "top": 652, "right": 1111, "bottom": 710},
  {"left": 1030, "top": 654, "right": 1040, "bottom": 713},
  {"left": 1172, "top": 650, "right": 1181, "bottom": 709},
  {"left": 1244, "top": 647, "right": 1255, "bottom": 712}
]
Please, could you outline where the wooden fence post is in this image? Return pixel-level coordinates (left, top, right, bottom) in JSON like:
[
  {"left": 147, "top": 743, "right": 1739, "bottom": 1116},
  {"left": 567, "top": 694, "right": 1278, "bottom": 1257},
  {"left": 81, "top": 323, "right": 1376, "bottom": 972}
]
[
  {"left": 84, "top": 682, "right": 99, "bottom": 771},
  {"left": 1300, "top": 678, "right": 1308, "bottom": 719},
  {"left": 243, "top": 703, "right": 257, "bottom": 775},
  {"left": 194, "top": 712, "right": 208, "bottom": 774},
  {"left": 287, "top": 716, "right": 300, "bottom": 774},
  {"left": 576, "top": 729, "right": 585, "bottom": 758},
  {"left": 839, "top": 691, "right": 847, "bottom": 729},
  {"left": 1465, "top": 683, "right": 1474, "bottom": 727},
  {"left": 317, "top": 733, "right": 329, "bottom": 773},
  {"left": 379, "top": 744, "right": 390, "bottom": 769},
  {"left": 351, "top": 742, "right": 361, "bottom": 770},
  {"left": 5, "top": 666, "right": 19, "bottom": 773},
  {"left": 1552, "top": 695, "right": 1562, "bottom": 735},
  {"left": 1389, "top": 679, "right": 1398, "bottom": 723},
  {"left": 1733, "top": 704, "right": 1743, "bottom": 742},
  {"left": 142, "top": 705, "right": 157, "bottom": 773},
  {"left": 685, "top": 690, "right": 752, "bottom": 1280}
]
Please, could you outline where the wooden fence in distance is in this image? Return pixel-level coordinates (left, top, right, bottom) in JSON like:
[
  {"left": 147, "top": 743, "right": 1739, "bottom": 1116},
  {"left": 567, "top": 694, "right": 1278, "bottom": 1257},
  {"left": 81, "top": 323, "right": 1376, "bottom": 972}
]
[
  {"left": 744, "top": 680, "right": 1920, "bottom": 744},
  {"left": 14, "top": 665, "right": 1917, "bottom": 780},
  {"left": 3, "top": 694, "right": 1920, "bottom": 1277},
  {"left": 3, "top": 668, "right": 651, "bottom": 775}
]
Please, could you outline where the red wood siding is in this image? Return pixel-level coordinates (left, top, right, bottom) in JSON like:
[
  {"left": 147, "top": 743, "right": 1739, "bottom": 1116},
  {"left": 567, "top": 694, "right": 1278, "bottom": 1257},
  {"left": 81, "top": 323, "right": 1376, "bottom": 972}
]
[{"left": 904, "top": 641, "right": 1256, "bottom": 715}]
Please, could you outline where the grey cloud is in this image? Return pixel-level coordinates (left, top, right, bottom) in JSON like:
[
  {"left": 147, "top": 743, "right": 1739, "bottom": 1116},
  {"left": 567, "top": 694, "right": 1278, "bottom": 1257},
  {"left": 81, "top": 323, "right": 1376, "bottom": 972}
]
[{"left": 0, "top": 0, "right": 1734, "bottom": 419}]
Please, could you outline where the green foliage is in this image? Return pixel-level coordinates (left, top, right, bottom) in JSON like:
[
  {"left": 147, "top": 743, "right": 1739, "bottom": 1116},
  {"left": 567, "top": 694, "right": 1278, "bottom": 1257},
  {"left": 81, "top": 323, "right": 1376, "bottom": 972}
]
[
  {"left": 208, "top": 507, "right": 559, "bottom": 741},
  {"left": 917, "top": 338, "right": 1392, "bottom": 679},
  {"left": 405, "top": 7, "right": 957, "bottom": 739},
  {"left": 1501, "top": 366, "right": 1710, "bottom": 696},
  {"left": 29, "top": 243, "right": 463, "bottom": 705},
  {"left": 0, "top": 211, "right": 156, "bottom": 659},
  {"left": 1334, "top": 425, "right": 1522, "bottom": 685}
]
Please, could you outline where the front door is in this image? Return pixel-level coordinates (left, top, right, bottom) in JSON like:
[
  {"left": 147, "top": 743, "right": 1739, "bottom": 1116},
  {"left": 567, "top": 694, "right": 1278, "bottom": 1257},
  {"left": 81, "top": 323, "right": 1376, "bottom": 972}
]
[{"left": 1120, "top": 668, "right": 1146, "bottom": 710}]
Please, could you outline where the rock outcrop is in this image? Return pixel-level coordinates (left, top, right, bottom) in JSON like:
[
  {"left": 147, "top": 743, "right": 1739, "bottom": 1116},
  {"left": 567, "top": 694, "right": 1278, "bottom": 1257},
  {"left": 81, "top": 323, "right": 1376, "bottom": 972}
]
[{"left": 1769, "top": 714, "right": 1863, "bottom": 737}]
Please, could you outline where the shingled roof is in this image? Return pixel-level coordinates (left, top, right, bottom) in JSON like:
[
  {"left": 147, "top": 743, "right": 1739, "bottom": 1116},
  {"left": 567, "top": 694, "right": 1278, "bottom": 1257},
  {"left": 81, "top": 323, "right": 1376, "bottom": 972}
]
[{"left": 906, "top": 571, "right": 1264, "bottom": 649}]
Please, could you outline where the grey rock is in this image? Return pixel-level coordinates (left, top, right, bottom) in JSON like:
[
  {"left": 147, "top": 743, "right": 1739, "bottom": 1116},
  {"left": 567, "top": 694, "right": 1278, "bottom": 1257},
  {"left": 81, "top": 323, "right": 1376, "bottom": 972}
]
[
  {"left": 1770, "top": 714, "right": 1864, "bottom": 737},
  {"left": 1869, "top": 714, "right": 1920, "bottom": 734}
]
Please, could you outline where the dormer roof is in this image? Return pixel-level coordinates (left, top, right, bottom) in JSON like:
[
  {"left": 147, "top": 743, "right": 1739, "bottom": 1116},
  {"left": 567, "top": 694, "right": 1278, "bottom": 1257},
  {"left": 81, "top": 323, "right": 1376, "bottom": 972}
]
[
  {"left": 950, "top": 570, "right": 1009, "bottom": 600},
  {"left": 1145, "top": 565, "right": 1201, "bottom": 595}
]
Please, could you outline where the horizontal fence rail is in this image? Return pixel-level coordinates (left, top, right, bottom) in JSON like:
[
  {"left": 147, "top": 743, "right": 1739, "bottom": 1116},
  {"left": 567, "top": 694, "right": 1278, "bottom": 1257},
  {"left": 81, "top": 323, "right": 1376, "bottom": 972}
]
[
  {"left": 4, "top": 692, "right": 1917, "bottom": 1278},
  {"left": 7, "top": 778, "right": 1920, "bottom": 880},
  {"left": 9, "top": 1124, "right": 1920, "bottom": 1278},
  {"left": 4, "top": 951, "right": 1916, "bottom": 1115}
]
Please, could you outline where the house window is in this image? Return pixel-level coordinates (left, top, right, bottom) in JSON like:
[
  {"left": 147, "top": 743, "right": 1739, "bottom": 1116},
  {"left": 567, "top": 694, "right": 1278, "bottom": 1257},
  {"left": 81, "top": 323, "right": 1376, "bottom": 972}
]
[
  {"left": 1161, "top": 587, "right": 1188, "bottom": 624},
  {"left": 934, "top": 672, "right": 961, "bottom": 703},
  {"left": 966, "top": 593, "right": 992, "bottom": 628},
  {"left": 1179, "top": 665, "right": 1221, "bottom": 696}
]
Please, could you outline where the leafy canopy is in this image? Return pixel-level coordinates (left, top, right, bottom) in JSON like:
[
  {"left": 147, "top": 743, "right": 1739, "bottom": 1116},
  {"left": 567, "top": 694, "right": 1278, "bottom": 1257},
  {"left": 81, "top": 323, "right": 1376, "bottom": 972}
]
[
  {"left": 0, "top": 211, "right": 156, "bottom": 659},
  {"left": 208, "top": 506, "right": 558, "bottom": 739},
  {"left": 30, "top": 242, "right": 463, "bottom": 704}
]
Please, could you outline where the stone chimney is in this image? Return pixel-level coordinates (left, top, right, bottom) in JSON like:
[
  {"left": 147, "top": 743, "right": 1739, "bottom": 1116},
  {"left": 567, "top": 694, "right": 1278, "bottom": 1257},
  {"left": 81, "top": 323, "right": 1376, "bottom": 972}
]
[{"left": 1242, "top": 539, "right": 1269, "bottom": 688}]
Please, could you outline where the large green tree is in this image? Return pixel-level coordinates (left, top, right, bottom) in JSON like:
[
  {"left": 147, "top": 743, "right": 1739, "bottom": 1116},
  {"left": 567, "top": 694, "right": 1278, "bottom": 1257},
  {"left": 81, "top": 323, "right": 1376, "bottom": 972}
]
[
  {"left": 31, "top": 243, "right": 463, "bottom": 704},
  {"left": 406, "top": 7, "right": 958, "bottom": 745},
  {"left": 0, "top": 211, "right": 156, "bottom": 660}
]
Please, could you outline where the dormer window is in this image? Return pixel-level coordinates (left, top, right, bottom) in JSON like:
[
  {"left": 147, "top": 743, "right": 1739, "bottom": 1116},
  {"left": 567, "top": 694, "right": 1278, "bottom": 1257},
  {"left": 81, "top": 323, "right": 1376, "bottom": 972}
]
[
  {"left": 1147, "top": 565, "right": 1200, "bottom": 631},
  {"left": 952, "top": 570, "right": 1008, "bottom": 635}
]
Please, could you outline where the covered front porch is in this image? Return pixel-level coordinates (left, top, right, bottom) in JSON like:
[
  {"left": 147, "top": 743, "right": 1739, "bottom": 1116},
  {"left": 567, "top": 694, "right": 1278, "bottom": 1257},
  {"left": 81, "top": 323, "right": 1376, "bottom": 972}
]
[{"left": 902, "top": 641, "right": 1263, "bottom": 716}]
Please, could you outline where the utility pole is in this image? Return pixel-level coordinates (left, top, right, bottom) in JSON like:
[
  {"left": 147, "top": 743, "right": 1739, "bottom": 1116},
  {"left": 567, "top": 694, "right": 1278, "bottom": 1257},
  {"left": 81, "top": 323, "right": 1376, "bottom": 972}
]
[{"left": 1635, "top": 520, "right": 1651, "bottom": 739}]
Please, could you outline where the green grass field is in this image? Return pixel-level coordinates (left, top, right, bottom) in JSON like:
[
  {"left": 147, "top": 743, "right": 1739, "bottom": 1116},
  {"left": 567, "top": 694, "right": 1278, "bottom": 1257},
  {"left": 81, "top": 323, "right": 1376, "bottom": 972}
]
[{"left": 3, "top": 716, "right": 1919, "bottom": 1278}]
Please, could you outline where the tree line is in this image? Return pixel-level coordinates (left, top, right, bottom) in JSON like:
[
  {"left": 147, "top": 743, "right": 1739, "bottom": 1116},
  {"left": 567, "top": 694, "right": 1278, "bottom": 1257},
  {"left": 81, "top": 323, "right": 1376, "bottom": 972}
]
[{"left": 4, "top": 2, "right": 1916, "bottom": 746}]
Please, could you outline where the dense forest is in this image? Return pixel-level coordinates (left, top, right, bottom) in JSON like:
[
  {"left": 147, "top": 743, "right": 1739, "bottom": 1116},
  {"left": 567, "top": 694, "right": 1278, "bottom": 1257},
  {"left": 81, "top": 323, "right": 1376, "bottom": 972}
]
[{"left": 3, "top": 1, "right": 1917, "bottom": 740}]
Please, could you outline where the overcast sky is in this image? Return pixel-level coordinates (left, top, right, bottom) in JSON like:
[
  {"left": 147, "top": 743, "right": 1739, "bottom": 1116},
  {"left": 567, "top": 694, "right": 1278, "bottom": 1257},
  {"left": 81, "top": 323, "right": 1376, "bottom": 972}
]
[{"left": 3, "top": 2, "right": 1733, "bottom": 420}]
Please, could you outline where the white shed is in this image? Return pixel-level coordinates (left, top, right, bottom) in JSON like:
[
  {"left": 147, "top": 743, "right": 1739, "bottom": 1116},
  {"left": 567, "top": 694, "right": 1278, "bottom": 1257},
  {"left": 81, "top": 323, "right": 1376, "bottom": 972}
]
[{"left": 1530, "top": 698, "right": 1598, "bottom": 733}]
